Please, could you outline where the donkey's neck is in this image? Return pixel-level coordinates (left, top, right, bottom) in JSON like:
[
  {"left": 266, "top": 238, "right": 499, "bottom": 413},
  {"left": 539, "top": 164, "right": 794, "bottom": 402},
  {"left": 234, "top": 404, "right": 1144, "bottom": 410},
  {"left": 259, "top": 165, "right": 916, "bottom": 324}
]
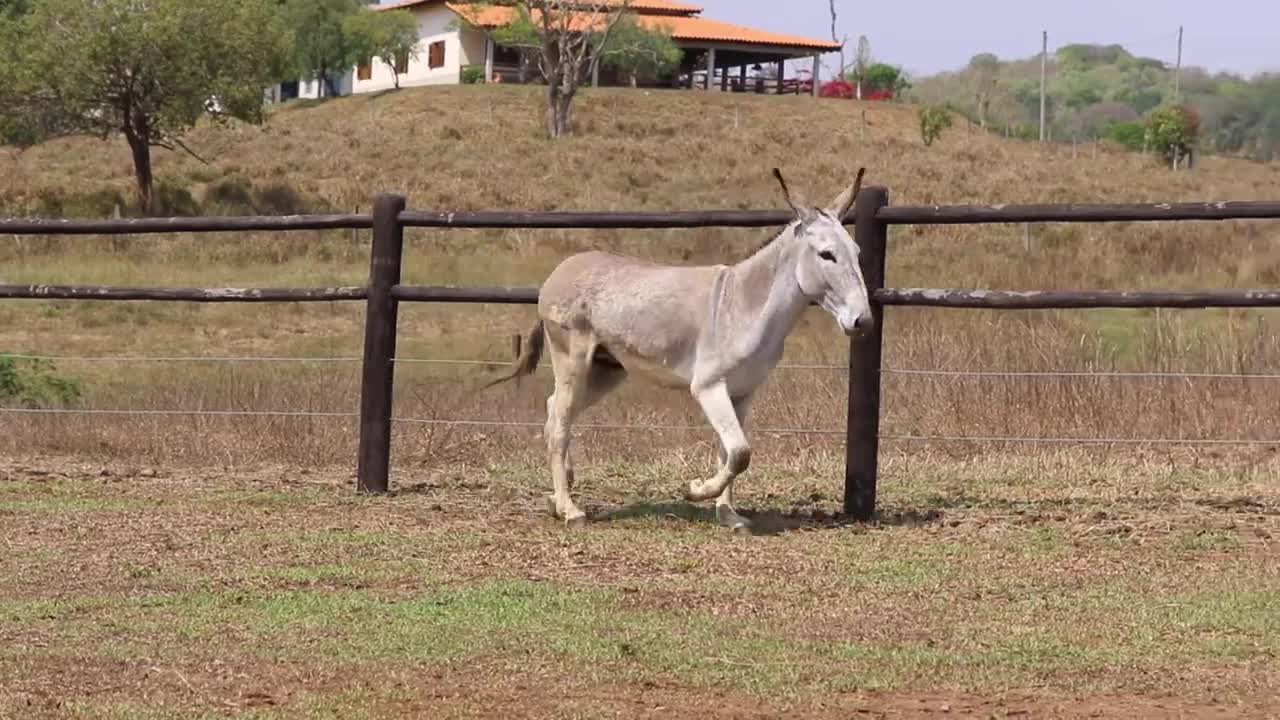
[{"left": 722, "top": 226, "right": 809, "bottom": 363}]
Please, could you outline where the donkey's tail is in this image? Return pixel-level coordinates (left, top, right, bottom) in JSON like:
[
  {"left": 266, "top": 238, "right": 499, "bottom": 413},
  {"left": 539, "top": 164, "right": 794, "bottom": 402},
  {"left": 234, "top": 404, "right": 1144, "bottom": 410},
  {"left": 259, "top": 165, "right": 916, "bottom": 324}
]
[{"left": 482, "top": 319, "right": 545, "bottom": 390}]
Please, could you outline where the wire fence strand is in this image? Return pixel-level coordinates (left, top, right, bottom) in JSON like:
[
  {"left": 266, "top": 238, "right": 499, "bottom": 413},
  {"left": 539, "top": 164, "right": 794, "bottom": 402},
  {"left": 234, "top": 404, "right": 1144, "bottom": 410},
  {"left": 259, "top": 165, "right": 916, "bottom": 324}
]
[
  {"left": 12, "top": 353, "right": 1280, "bottom": 380},
  {"left": 4, "top": 407, "right": 1279, "bottom": 446},
  {"left": 0, "top": 408, "right": 358, "bottom": 418}
]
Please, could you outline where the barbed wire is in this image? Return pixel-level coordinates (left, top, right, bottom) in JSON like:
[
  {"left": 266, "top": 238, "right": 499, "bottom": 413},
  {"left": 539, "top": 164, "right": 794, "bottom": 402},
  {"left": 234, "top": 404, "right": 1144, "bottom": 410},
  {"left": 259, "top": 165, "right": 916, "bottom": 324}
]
[{"left": 9, "top": 353, "right": 1280, "bottom": 379}]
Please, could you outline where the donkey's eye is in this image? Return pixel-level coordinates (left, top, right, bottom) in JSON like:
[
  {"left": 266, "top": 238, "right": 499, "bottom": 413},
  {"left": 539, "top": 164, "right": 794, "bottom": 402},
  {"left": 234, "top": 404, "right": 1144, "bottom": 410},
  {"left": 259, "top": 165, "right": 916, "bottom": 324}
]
[{"left": 818, "top": 250, "right": 837, "bottom": 263}]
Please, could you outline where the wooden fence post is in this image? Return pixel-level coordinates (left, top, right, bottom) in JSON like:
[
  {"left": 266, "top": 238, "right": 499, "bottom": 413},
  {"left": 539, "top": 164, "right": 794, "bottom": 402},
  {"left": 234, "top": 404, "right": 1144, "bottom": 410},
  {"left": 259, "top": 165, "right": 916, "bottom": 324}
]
[
  {"left": 357, "top": 193, "right": 406, "bottom": 494},
  {"left": 845, "top": 185, "right": 889, "bottom": 521}
]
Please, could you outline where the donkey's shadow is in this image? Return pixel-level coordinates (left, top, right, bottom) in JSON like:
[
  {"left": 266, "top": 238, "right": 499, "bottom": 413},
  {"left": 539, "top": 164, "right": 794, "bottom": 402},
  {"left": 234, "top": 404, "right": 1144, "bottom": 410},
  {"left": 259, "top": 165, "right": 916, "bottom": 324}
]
[{"left": 585, "top": 500, "right": 943, "bottom": 536}]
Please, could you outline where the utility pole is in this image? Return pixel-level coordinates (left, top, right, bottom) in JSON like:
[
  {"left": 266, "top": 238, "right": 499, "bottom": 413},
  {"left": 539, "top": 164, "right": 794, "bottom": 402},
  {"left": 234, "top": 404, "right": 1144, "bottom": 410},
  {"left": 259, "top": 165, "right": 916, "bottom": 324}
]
[
  {"left": 1039, "top": 30, "right": 1047, "bottom": 143},
  {"left": 1174, "top": 25, "right": 1183, "bottom": 103}
]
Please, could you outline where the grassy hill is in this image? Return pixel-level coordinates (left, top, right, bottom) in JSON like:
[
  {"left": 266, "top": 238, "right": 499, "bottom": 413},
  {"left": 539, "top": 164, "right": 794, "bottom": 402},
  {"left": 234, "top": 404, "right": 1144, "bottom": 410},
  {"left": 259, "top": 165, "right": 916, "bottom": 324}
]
[{"left": 2, "top": 84, "right": 1280, "bottom": 467}]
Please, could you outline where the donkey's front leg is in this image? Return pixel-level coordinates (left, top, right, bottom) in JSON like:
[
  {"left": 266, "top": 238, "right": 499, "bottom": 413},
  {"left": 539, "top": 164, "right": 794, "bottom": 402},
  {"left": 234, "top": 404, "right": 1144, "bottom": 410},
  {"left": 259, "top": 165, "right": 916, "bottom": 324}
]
[
  {"left": 711, "top": 394, "right": 754, "bottom": 531},
  {"left": 686, "top": 382, "right": 751, "bottom": 525}
]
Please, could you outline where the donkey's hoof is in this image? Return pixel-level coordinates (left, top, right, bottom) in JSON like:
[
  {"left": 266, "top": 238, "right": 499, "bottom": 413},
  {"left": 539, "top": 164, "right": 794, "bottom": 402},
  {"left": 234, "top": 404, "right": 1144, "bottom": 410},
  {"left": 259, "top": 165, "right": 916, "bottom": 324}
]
[
  {"left": 684, "top": 483, "right": 715, "bottom": 503},
  {"left": 716, "top": 505, "right": 751, "bottom": 533},
  {"left": 544, "top": 494, "right": 561, "bottom": 518},
  {"left": 564, "top": 513, "right": 588, "bottom": 530}
]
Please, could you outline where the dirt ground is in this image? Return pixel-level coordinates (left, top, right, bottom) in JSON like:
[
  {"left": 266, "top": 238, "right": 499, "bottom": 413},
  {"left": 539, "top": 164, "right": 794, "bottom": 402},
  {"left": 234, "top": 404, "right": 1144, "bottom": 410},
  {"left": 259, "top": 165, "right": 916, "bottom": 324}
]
[{"left": 2, "top": 453, "right": 1279, "bottom": 719}]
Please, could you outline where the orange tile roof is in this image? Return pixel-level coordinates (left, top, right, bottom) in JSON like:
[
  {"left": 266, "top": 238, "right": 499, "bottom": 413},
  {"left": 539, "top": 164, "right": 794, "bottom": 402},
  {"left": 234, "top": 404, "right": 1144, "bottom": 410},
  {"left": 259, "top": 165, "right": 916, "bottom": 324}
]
[
  {"left": 448, "top": 3, "right": 840, "bottom": 52},
  {"left": 640, "top": 14, "right": 840, "bottom": 51},
  {"left": 379, "top": 0, "right": 702, "bottom": 15}
]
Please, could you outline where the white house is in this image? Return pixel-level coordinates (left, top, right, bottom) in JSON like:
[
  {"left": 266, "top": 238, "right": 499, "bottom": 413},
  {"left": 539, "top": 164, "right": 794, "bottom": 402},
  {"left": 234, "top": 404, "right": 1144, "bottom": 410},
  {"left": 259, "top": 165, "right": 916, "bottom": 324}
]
[{"left": 266, "top": 0, "right": 839, "bottom": 101}]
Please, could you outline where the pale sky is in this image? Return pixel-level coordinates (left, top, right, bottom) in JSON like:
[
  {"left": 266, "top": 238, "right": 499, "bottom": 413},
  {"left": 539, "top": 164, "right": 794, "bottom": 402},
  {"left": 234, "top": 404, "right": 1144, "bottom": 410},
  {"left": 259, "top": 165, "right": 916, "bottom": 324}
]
[{"left": 695, "top": 0, "right": 1278, "bottom": 79}]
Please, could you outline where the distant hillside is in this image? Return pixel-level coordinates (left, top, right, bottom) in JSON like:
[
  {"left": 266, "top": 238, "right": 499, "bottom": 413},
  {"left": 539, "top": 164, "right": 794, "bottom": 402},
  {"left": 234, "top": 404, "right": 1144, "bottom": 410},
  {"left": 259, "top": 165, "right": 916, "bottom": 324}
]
[{"left": 908, "top": 43, "right": 1280, "bottom": 161}]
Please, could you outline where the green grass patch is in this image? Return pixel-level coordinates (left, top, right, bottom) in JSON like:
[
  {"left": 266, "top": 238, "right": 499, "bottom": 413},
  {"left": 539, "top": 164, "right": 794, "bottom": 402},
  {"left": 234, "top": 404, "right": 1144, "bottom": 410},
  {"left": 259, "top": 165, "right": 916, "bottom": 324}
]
[{"left": 0, "top": 497, "right": 154, "bottom": 512}]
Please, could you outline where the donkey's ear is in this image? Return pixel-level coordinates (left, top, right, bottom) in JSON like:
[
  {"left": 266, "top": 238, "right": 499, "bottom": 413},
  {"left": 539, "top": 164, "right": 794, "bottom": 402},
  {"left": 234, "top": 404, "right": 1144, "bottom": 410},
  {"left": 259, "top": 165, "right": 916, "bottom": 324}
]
[
  {"left": 827, "top": 167, "right": 866, "bottom": 222},
  {"left": 772, "top": 167, "right": 815, "bottom": 223}
]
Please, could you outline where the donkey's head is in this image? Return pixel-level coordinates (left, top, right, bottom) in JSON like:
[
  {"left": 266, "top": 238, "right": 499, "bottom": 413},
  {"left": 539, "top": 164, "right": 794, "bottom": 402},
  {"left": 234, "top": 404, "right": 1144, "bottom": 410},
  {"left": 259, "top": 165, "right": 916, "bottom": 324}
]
[{"left": 772, "top": 167, "right": 874, "bottom": 337}]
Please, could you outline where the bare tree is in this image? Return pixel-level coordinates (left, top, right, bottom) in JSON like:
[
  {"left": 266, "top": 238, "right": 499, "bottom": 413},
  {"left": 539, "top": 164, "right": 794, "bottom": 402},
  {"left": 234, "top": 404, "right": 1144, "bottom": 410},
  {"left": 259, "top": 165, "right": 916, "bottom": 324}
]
[
  {"left": 852, "top": 34, "right": 871, "bottom": 99},
  {"left": 828, "top": 0, "right": 846, "bottom": 81},
  {"left": 471, "top": 1, "right": 634, "bottom": 138},
  {"left": 969, "top": 53, "right": 999, "bottom": 129}
]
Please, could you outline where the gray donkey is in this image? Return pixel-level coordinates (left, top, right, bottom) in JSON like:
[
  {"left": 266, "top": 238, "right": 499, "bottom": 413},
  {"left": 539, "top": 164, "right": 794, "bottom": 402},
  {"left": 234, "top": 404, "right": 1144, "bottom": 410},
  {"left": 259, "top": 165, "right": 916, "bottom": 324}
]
[{"left": 487, "top": 168, "right": 872, "bottom": 531}]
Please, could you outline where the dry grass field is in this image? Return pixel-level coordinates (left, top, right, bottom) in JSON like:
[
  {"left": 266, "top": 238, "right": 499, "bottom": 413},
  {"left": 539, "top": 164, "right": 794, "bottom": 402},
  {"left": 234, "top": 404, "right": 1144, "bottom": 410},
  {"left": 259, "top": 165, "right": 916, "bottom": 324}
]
[{"left": 3, "top": 85, "right": 1280, "bottom": 717}]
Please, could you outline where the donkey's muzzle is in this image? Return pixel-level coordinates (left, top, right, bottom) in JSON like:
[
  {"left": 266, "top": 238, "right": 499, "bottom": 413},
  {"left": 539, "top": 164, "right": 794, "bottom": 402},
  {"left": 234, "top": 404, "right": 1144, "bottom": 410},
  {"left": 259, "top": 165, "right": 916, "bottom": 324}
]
[{"left": 841, "top": 311, "right": 875, "bottom": 338}]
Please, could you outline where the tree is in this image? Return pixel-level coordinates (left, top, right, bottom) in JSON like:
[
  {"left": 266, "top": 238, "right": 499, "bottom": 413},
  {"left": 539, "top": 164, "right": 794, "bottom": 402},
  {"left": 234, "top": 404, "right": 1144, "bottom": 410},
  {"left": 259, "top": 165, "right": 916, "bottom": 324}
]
[
  {"left": 461, "top": 1, "right": 637, "bottom": 138},
  {"left": 828, "top": 0, "right": 847, "bottom": 81},
  {"left": 597, "top": 15, "right": 681, "bottom": 88},
  {"left": 0, "top": 0, "right": 291, "bottom": 213},
  {"left": 969, "top": 53, "right": 999, "bottom": 128},
  {"left": 849, "top": 35, "right": 871, "bottom": 99},
  {"left": 281, "top": 0, "right": 364, "bottom": 98},
  {"left": 343, "top": 8, "right": 421, "bottom": 89},
  {"left": 864, "top": 62, "right": 909, "bottom": 97},
  {"left": 1146, "top": 104, "right": 1200, "bottom": 165}
]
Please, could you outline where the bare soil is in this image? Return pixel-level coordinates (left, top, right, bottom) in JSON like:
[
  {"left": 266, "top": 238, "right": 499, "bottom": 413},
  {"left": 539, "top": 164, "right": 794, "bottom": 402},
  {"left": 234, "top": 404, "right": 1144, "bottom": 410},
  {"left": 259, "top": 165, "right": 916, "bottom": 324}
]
[{"left": 3, "top": 453, "right": 1278, "bottom": 719}]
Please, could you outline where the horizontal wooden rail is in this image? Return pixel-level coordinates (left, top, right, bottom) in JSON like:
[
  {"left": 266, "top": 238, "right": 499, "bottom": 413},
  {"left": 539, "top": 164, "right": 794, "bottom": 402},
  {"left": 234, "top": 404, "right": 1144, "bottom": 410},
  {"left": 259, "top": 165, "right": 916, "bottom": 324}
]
[
  {"left": 392, "top": 285, "right": 538, "bottom": 303},
  {"left": 0, "top": 285, "right": 368, "bottom": 302},
  {"left": 878, "top": 201, "right": 1280, "bottom": 225},
  {"left": 0, "top": 214, "right": 373, "bottom": 236},
  {"left": 398, "top": 209, "right": 797, "bottom": 229},
  {"left": 878, "top": 288, "right": 1280, "bottom": 308},
  {"left": 401, "top": 202, "right": 1280, "bottom": 229},
  {"left": 391, "top": 285, "right": 1280, "bottom": 310},
  {"left": 6, "top": 200, "right": 1279, "bottom": 237}
]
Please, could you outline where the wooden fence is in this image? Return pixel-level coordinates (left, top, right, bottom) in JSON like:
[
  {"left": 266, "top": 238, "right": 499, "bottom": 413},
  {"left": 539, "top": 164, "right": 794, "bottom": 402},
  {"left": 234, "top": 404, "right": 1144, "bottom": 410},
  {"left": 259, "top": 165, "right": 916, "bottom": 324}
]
[{"left": 5, "top": 188, "right": 1280, "bottom": 520}]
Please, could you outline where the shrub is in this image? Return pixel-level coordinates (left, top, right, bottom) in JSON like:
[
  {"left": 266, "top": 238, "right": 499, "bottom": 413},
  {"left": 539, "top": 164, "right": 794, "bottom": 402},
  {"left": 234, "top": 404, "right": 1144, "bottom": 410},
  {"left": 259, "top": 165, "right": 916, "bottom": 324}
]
[
  {"left": 819, "top": 79, "right": 855, "bottom": 99},
  {"left": 252, "top": 182, "right": 310, "bottom": 215},
  {"left": 34, "top": 188, "right": 128, "bottom": 218},
  {"left": 0, "top": 355, "right": 81, "bottom": 408},
  {"left": 151, "top": 180, "right": 200, "bottom": 217},
  {"left": 461, "top": 64, "right": 486, "bottom": 84},
  {"left": 919, "top": 104, "right": 954, "bottom": 147},
  {"left": 203, "top": 175, "right": 257, "bottom": 215},
  {"left": 1105, "top": 120, "right": 1146, "bottom": 151}
]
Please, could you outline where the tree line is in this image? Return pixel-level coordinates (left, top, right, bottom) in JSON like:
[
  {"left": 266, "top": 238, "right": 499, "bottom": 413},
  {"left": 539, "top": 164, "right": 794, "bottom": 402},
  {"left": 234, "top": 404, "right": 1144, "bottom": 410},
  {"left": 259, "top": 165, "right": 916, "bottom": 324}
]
[
  {"left": 908, "top": 43, "right": 1280, "bottom": 162},
  {"left": 0, "top": 0, "right": 682, "bottom": 212}
]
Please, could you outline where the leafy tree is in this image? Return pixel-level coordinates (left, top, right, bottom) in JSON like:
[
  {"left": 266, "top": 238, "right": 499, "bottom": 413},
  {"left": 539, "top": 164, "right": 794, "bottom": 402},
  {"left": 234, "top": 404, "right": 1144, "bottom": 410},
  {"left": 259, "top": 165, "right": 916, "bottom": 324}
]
[
  {"left": 461, "top": 1, "right": 649, "bottom": 138},
  {"left": 1146, "top": 104, "right": 1200, "bottom": 164},
  {"left": 0, "top": 0, "right": 291, "bottom": 213},
  {"left": 281, "top": 0, "right": 365, "bottom": 98},
  {"left": 343, "top": 8, "right": 421, "bottom": 89},
  {"left": 597, "top": 15, "right": 681, "bottom": 87},
  {"left": 864, "top": 63, "right": 909, "bottom": 96}
]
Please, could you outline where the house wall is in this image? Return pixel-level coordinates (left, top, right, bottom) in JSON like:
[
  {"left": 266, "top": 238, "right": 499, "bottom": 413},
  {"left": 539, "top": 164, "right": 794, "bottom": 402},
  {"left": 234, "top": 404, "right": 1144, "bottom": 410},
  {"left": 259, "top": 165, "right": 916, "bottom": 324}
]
[{"left": 351, "top": 5, "right": 470, "bottom": 93}]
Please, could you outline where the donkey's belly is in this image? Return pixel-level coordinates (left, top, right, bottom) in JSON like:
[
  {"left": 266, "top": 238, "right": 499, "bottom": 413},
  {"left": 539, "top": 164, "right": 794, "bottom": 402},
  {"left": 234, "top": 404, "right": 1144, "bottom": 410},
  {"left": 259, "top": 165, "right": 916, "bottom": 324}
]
[{"left": 599, "top": 344, "right": 691, "bottom": 390}]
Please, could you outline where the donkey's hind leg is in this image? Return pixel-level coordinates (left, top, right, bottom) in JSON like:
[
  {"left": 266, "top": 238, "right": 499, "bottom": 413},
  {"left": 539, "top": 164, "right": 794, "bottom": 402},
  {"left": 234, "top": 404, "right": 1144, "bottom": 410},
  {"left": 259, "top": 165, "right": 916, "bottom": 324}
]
[{"left": 544, "top": 327, "right": 596, "bottom": 528}]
